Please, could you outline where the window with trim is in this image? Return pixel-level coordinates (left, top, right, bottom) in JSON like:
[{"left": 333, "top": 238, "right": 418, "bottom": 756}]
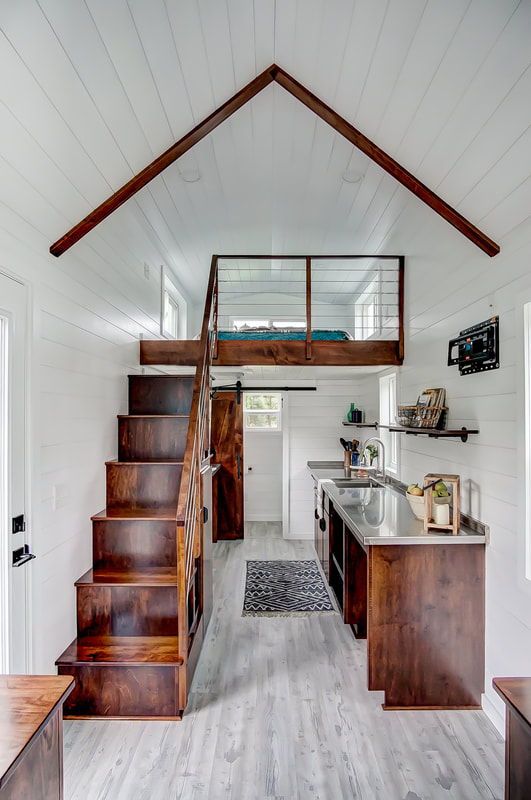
[
  {"left": 244, "top": 393, "right": 282, "bottom": 431},
  {"left": 357, "top": 277, "right": 381, "bottom": 340},
  {"left": 524, "top": 304, "right": 531, "bottom": 579},
  {"left": 379, "top": 372, "right": 399, "bottom": 475},
  {"left": 161, "top": 268, "right": 184, "bottom": 339}
]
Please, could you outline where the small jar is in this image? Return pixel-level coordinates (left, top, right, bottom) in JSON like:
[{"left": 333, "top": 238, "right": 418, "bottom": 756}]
[{"left": 433, "top": 501, "right": 450, "bottom": 525}]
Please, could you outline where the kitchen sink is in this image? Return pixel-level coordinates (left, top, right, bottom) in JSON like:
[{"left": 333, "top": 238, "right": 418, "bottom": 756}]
[{"left": 331, "top": 478, "right": 380, "bottom": 488}]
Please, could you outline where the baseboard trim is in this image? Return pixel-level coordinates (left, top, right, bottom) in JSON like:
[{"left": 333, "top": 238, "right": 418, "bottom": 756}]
[{"left": 482, "top": 691, "right": 505, "bottom": 738}]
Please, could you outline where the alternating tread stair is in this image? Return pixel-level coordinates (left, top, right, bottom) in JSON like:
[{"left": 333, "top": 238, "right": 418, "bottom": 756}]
[{"left": 56, "top": 375, "right": 194, "bottom": 719}]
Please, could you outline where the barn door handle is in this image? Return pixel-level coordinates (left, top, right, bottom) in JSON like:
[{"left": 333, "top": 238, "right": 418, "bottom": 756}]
[{"left": 236, "top": 453, "right": 242, "bottom": 480}]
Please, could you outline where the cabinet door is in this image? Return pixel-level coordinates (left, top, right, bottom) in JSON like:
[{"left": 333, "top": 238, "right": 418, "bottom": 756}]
[
  {"left": 322, "top": 511, "right": 330, "bottom": 580},
  {"left": 211, "top": 392, "right": 244, "bottom": 539}
]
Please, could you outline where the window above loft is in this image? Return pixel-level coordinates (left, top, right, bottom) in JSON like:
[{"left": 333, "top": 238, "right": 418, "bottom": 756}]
[
  {"left": 244, "top": 392, "right": 282, "bottom": 431},
  {"left": 161, "top": 267, "right": 186, "bottom": 339}
]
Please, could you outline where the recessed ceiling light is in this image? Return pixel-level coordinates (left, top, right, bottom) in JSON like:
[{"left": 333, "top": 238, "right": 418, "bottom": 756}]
[
  {"left": 342, "top": 168, "right": 363, "bottom": 184},
  {"left": 179, "top": 167, "right": 201, "bottom": 183}
]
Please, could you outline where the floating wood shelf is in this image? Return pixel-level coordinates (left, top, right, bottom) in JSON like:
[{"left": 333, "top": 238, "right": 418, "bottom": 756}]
[
  {"left": 342, "top": 422, "right": 378, "bottom": 429},
  {"left": 342, "top": 421, "right": 478, "bottom": 443}
]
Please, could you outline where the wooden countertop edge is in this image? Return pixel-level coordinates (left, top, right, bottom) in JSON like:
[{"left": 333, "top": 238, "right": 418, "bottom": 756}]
[
  {"left": 493, "top": 677, "right": 531, "bottom": 728},
  {"left": 0, "top": 675, "right": 75, "bottom": 789}
]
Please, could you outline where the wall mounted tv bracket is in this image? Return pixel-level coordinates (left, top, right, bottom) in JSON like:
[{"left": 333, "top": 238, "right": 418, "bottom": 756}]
[{"left": 447, "top": 316, "right": 499, "bottom": 375}]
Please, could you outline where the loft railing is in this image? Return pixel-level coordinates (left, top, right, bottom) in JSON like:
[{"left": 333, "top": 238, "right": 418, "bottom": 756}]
[{"left": 211, "top": 254, "right": 404, "bottom": 362}]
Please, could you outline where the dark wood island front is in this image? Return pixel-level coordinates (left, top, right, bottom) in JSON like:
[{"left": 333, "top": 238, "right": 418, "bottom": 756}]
[{"left": 0, "top": 675, "right": 74, "bottom": 800}]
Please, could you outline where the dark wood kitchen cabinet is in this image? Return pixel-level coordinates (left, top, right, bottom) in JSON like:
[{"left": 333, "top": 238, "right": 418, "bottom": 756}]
[{"left": 325, "top": 497, "right": 485, "bottom": 710}]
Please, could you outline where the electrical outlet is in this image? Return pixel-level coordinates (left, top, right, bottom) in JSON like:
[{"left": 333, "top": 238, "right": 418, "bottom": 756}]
[{"left": 143, "top": 262, "right": 150, "bottom": 280}]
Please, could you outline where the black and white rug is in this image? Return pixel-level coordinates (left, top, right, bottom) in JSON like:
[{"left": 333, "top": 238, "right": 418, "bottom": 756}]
[{"left": 242, "top": 560, "right": 335, "bottom": 617}]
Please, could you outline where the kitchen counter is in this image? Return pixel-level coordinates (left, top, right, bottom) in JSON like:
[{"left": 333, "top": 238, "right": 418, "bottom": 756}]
[
  {"left": 308, "top": 461, "right": 486, "bottom": 546},
  {"left": 307, "top": 459, "right": 486, "bottom": 710}
]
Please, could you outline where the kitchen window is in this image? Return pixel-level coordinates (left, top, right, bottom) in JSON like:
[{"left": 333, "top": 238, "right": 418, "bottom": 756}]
[
  {"left": 379, "top": 372, "right": 399, "bottom": 475},
  {"left": 244, "top": 393, "right": 282, "bottom": 431}
]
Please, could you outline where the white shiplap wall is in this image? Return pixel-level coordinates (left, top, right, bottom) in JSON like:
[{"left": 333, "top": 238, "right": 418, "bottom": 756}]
[
  {"left": 286, "top": 377, "right": 378, "bottom": 539},
  {"left": 0, "top": 214, "right": 192, "bottom": 674}
]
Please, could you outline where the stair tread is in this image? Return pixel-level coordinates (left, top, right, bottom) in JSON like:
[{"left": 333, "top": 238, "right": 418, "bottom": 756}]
[
  {"left": 56, "top": 636, "right": 183, "bottom": 666},
  {"left": 117, "top": 414, "right": 189, "bottom": 419},
  {"left": 76, "top": 567, "right": 178, "bottom": 586},
  {"left": 92, "top": 507, "right": 178, "bottom": 521},
  {"left": 105, "top": 460, "right": 184, "bottom": 466}
]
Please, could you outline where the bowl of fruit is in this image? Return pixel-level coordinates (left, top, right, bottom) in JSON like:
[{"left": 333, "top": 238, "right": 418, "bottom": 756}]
[{"left": 406, "top": 484, "right": 425, "bottom": 519}]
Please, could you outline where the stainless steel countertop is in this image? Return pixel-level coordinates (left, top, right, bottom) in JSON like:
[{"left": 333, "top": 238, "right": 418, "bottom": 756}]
[{"left": 308, "top": 462, "right": 487, "bottom": 547}]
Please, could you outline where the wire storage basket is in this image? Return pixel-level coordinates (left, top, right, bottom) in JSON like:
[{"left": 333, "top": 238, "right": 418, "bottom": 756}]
[{"left": 396, "top": 404, "right": 447, "bottom": 429}]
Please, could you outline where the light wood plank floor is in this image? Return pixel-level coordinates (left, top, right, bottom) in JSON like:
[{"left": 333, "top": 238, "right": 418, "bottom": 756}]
[{"left": 64, "top": 522, "right": 504, "bottom": 800}]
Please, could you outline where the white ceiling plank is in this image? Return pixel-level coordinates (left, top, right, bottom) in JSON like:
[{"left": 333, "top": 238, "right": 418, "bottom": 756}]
[
  {"left": 0, "top": 25, "right": 110, "bottom": 206},
  {"left": 197, "top": 0, "right": 238, "bottom": 106},
  {"left": 376, "top": 0, "right": 471, "bottom": 153},
  {"left": 354, "top": 0, "right": 427, "bottom": 136},
  {"left": 83, "top": 0, "right": 174, "bottom": 155},
  {"left": 395, "top": 0, "right": 521, "bottom": 177},
  {"left": 127, "top": 0, "right": 196, "bottom": 138},
  {"left": 422, "top": 0, "right": 531, "bottom": 193},
  {"left": 38, "top": 0, "right": 156, "bottom": 170},
  {"left": 0, "top": 0, "right": 131, "bottom": 186},
  {"left": 164, "top": 0, "right": 216, "bottom": 121},
  {"left": 253, "top": 0, "right": 275, "bottom": 71}
]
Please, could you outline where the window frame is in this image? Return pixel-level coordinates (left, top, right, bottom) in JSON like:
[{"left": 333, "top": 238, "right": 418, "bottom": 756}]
[
  {"left": 243, "top": 392, "right": 283, "bottom": 433},
  {"left": 379, "top": 371, "right": 399, "bottom": 476},
  {"left": 160, "top": 266, "right": 186, "bottom": 339}
]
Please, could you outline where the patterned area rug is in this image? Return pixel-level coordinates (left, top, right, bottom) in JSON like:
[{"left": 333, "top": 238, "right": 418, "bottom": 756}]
[{"left": 242, "top": 560, "right": 335, "bottom": 617}]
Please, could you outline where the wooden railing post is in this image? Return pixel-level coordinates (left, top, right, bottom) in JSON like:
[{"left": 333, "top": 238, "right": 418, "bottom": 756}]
[{"left": 305, "top": 256, "right": 312, "bottom": 360}]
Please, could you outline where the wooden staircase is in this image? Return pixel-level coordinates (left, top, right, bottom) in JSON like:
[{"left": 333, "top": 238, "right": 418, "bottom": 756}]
[{"left": 56, "top": 375, "right": 203, "bottom": 720}]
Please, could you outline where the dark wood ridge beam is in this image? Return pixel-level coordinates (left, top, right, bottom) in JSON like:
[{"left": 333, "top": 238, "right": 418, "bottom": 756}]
[
  {"left": 273, "top": 67, "right": 499, "bottom": 257},
  {"left": 50, "top": 63, "right": 500, "bottom": 258},
  {"left": 49, "top": 66, "right": 276, "bottom": 257}
]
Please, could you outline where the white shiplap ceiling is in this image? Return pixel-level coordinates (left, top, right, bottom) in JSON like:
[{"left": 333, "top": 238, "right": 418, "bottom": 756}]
[{"left": 0, "top": 0, "right": 530, "bottom": 305}]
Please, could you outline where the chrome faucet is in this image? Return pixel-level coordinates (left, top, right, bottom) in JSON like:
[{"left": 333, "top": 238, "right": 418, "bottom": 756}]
[{"left": 360, "top": 437, "right": 386, "bottom": 482}]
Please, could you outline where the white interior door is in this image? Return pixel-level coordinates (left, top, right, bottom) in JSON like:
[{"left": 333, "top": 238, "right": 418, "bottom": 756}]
[{"left": 0, "top": 271, "right": 30, "bottom": 673}]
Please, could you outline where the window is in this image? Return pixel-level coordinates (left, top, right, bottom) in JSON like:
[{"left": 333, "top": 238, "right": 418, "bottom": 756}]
[
  {"left": 357, "top": 277, "right": 381, "bottom": 340},
  {"left": 233, "top": 319, "right": 270, "bottom": 331},
  {"left": 161, "top": 268, "right": 185, "bottom": 339},
  {"left": 379, "top": 372, "right": 399, "bottom": 475},
  {"left": 244, "top": 393, "right": 282, "bottom": 431},
  {"left": 524, "top": 303, "right": 531, "bottom": 579}
]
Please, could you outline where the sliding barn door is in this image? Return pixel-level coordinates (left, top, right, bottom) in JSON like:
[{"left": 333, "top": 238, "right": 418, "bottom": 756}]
[{"left": 211, "top": 392, "right": 244, "bottom": 539}]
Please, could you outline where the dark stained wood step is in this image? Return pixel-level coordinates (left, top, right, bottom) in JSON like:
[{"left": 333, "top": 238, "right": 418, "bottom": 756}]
[
  {"left": 128, "top": 374, "right": 194, "bottom": 415},
  {"left": 118, "top": 415, "right": 189, "bottom": 461},
  {"left": 106, "top": 461, "right": 183, "bottom": 510},
  {"left": 56, "top": 636, "right": 182, "bottom": 666},
  {"left": 56, "top": 637, "right": 183, "bottom": 719},
  {"left": 76, "top": 567, "right": 177, "bottom": 586},
  {"left": 75, "top": 572, "right": 178, "bottom": 637},
  {"left": 93, "top": 517, "right": 177, "bottom": 573},
  {"left": 92, "top": 507, "right": 178, "bottom": 521}
]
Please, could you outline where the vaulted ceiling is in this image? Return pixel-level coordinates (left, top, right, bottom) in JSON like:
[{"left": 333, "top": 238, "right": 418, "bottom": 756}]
[{"left": 1, "top": 0, "right": 529, "bottom": 305}]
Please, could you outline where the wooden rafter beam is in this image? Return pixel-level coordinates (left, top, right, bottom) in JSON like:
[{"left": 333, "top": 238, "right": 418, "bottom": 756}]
[{"left": 50, "top": 63, "right": 500, "bottom": 258}]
